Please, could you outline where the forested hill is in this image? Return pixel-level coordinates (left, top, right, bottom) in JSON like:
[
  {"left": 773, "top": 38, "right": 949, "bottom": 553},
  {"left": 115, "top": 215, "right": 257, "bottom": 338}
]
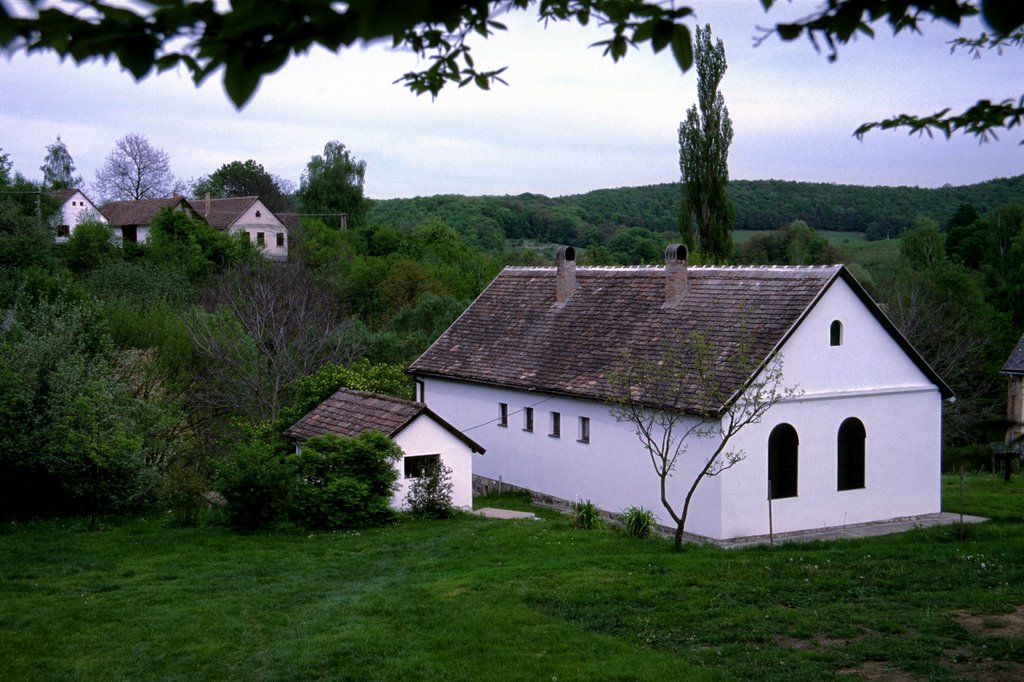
[{"left": 367, "top": 174, "right": 1024, "bottom": 247}]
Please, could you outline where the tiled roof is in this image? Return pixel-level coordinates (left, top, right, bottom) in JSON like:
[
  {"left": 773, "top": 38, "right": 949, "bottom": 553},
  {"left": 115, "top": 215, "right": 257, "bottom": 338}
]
[
  {"left": 101, "top": 197, "right": 195, "bottom": 226},
  {"left": 409, "top": 263, "right": 951, "bottom": 414},
  {"left": 198, "top": 196, "right": 258, "bottom": 229},
  {"left": 48, "top": 189, "right": 78, "bottom": 203},
  {"left": 284, "top": 388, "right": 484, "bottom": 452},
  {"left": 1004, "top": 334, "right": 1024, "bottom": 374}
]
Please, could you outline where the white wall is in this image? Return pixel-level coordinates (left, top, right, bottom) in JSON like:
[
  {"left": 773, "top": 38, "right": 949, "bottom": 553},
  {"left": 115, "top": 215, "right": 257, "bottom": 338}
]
[
  {"left": 392, "top": 414, "right": 478, "bottom": 510},
  {"left": 55, "top": 191, "right": 105, "bottom": 240},
  {"left": 419, "top": 378, "right": 726, "bottom": 538},
  {"left": 415, "top": 274, "right": 946, "bottom": 541},
  {"left": 230, "top": 200, "right": 288, "bottom": 260}
]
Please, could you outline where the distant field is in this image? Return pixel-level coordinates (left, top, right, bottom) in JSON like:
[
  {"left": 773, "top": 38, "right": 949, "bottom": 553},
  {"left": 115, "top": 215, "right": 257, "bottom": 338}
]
[{"left": 0, "top": 474, "right": 1021, "bottom": 680}]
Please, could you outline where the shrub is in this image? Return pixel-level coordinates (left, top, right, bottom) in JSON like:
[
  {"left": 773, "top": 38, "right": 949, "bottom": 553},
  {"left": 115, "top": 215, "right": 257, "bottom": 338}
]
[
  {"left": 571, "top": 499, "right": 601, "bottom": 529},
  {"left": 405, "top": 460, "right": 455, "bottom": 518},
  {"left": 620, "top": 506, "right": 656, "bottom": 539},
  {"left": 215, "top": 442, "right": 290, "bottom": 530},
  {"left": 160, "top": 460, "right": 208, "bottom": 527},
  {"left": 288, "top": 431, "right": 402, "bottom": 530}
]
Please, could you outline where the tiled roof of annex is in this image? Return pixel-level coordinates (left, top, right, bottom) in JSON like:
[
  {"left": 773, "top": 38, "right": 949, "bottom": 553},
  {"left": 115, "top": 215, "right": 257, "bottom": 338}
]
[
  {"left": 1003, "top": 333, "right": 1024, "bottom": 374},
  {"left": 409, "top": 262, "right": 948, "bottom": 414},
  {"left": 101, "top": 196, "right": 195, "bottom": 226},
  {"left": 284, "top": 388, "right": 484, "bottom": 452},
  {"left": 198, "top": 196, "right": 269, "bottom": 229}
]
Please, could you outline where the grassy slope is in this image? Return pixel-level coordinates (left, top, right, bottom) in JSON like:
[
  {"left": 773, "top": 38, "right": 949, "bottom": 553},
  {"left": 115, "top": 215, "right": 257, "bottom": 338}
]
[{"left": 1, "top": 475, "right": 1021, "bottom": 681}]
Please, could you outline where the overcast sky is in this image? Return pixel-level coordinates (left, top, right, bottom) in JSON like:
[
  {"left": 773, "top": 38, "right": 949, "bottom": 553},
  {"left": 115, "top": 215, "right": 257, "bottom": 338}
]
[{"left": 1, "top": 1, "right": 1021, "bottom": 201}]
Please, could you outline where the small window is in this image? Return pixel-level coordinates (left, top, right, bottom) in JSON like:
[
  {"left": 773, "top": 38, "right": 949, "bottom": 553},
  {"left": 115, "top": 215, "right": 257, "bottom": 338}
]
[
  {"left": 256, "top": 232, "right": 265, "bottom": 244},
  {"left": 837, "top": 418, "right": 866, "bottom": 491},
  {"left": 404, "top": 454, "right": 440, "bottom": 479},
  {"left": 245, "top": 231, "right": 252, "bottom": 241},
  {"left": 57, "top": 224, "right": 70, "bottom": 237},
  {"left": 498, "top": 403, "right": 508, "bottom": 427},
  {"left": 578, "top": 416, "right": 590, "bottom": 444},
  {"left": 255, "top": 210, "right": 262, "bottom": 218},
  {"left": 549, "top": 411, "right": 561, "bottom": 438},
  {"left": 523, "top": 407, "right": 534, "bottom": 432},
  {"left": 830, "top": 320, "right": 843, "bottom": 347},
  {"left": 768, "top": 423, "right": 799, "bottom": 499},
  {"left": 276, "top": 232, "right": 285, "bottom": 247}
]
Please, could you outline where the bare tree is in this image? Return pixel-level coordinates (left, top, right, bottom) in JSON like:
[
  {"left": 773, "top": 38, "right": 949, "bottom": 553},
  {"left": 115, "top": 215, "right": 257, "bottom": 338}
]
[
  {"left": 608, "top": 331, "right": 799, "bottom": 548},
  {"left": 93, "top": 133, "right": 183, "bottom": 202},
  {"left": 185, "top": 262, "right": 368, "bottom": 421}
]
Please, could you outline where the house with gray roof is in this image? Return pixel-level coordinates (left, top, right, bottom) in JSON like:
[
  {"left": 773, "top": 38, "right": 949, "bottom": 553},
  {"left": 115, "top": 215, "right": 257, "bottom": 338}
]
[
  {"left": 409, "top": 246, "right": 953, "bottom": 542},
  {"left": 285, "top": 388, "right": 484, "bottom": 510},
  {"left": 1003, "top": 333, "right": 1024, "bottom": 443}
]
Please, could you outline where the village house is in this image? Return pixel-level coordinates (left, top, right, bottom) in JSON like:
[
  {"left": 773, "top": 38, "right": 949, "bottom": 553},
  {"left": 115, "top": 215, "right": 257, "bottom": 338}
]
[
  {"left": 408, "top": 246, "right": 953, "bottom": 542},
  {"left": 101, "top": 196, "right": 199, "bottom": 244},
  {"left": 1001, "top": 333, "right": 1024, "bottom": 445},
  {"left": 284, "top": 388, "right": 484, "bottom": 510},
  {"left": 49, "top": 189, "right": 105, "bottom": 240},
  {"left": 198, "top": 195, "right": 289, "bottom": 260}
]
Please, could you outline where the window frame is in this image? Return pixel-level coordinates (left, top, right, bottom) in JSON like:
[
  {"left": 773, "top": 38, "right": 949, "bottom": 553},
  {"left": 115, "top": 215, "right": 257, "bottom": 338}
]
[
  {"left": 404, "top": 454, "right": 440, "bottom": 479},
  {"left": 837, "top": 417, "right": 866, "bottom": 491},
  {"left": 578, "top": 416, "right": 590, "bottom": 444},
  {"left": 276, "top": 232, "right": 285, "bottom": 247},
  {"left": 830, "top": 320, "right": 843, "bottom": 347},
  {"left": 549, "top": 411, "right": 561, "bottom": 438},
  {"left": 523, "top": 406, "right": 534, "bottom": 432},
  {"left": 497, "top": 402, "right": 508, "bottom": 428}
]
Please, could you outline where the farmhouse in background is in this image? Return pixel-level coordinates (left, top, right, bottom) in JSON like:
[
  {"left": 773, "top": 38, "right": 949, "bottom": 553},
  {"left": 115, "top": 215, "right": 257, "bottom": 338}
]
[
  {"left": 1003, "top": 333, "right": 1024, "bottom": 443},
  {"left": 409, "top": 246, "right": 953, "bottom": 542},
  {"left": 284, "top": 388, "right": 485, "bottom": 510},
  {"left": 101, "top": 196, "right": 199, "bottom": 244},
  {"left": 198, "top": 195, "right": 289, "bottom": 260},
  {"left": 49, "top": 189, "right": 106, "bottom": 240}
]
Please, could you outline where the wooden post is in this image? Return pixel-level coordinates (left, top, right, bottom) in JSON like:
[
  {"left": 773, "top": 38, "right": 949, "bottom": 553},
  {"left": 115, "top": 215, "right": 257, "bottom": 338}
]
[{"left": 959, "top": 465, "right": 965, "bottom": 543}]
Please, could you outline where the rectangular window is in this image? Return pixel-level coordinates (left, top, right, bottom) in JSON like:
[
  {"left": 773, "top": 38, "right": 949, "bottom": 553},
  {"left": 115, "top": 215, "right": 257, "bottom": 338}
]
[
  {"left": 578, "top": 416, "right": 590, "bottom": 444},
  {"left": 276, "top": 232, "right": 285, "bottom": 247},
  {"left": 549, "top": 411, "right": 561, "bottom": 438},
  {"left": 404, "top": 454, "right": 440, "bottom": 479},
  {"left": 256, "top": 232, "right": 265, "bottom": 244},
  {"left": 498, "top": 403, "right": 508, "bottom": 427},
  {"left": 523, "top": 407, "right": 534, "bottom": 432}
]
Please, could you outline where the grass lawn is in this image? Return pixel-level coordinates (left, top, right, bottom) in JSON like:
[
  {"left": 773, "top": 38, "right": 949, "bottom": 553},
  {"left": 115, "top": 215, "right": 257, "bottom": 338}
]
[{"left": 1, "top": 475, "right": 1022, "bottom": 681}]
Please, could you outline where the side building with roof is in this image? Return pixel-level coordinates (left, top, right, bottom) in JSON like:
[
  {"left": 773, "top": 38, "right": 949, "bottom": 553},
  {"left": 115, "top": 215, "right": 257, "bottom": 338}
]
[
  {"left": 100, "top": 196, "right": 199, "bottom": 244},
  {"left": 1003, "top": 333, "right": 1024, "bottom": 443},
  {"left": 284, "top": 388, "right": 485, "bottom": 510},
  {"left": 408, "top": 246, "right": 953, "bottom": 542}
]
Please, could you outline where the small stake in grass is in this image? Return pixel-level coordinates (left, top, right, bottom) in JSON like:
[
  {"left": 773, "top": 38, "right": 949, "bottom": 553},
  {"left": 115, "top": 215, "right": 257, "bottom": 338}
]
[{"left": 959, "top": 465, "right": 965, "bottom": 543}]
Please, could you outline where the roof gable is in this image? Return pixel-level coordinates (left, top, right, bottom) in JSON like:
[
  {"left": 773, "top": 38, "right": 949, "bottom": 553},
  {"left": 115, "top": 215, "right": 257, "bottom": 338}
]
[
  {"left": 409, "top": 262, "right": 952, "bottom": 412},
  {"left": 1004, "top": 333, "right": 1024, "bottom": 374},
  {"left": 284, "top": 388, "right": 484, "bottom": 453}
]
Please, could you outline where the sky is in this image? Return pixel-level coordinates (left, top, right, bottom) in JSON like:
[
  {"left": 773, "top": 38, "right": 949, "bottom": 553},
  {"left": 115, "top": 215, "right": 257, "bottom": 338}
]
[{"left": 1, "top": 1, "right": 1021, "bottom": 201}]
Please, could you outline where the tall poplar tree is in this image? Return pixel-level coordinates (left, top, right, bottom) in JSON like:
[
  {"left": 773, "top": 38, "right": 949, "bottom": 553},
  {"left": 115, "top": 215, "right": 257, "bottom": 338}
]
[{"left": 678, "top": 24, "right": 733, "bottom": 263}]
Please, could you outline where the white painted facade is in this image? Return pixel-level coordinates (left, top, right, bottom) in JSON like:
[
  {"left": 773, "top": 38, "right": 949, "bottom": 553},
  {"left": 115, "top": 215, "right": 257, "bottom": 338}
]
[
  {"left": 227, "top": 200, "right": 288, "bottom": 260},
  {"left": 53, "top": 190, "right": 105, "bottom": 241},
  {"left": 391, "top": 414, "right": 479, "bottom": 510},
  {"left": 415, "top": 277, "right": 945, "bottom": 541}
]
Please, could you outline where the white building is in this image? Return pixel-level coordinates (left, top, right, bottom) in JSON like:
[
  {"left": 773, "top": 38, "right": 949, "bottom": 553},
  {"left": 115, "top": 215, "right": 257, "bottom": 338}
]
[
  {"left": 101, "top": 196, "right": 198, "bottom": 244},
  {"left": 50, "top": 189, "right": 105, "bottom": 241},
  {"left": 285, "top": 388, "right": 484, "bottom": 510},
  {"left": 408, "top": 246, "right": 953, "bottom": 542},
  {"left": 198, "top": 195, "right": 289, "bottom": 261}
]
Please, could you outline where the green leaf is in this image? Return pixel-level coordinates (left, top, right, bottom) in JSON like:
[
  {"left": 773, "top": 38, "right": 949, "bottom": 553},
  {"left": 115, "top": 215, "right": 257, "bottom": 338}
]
[
  {"left": 671, "top": 24, "right": 692, "bottom": 71},
  {"left": 777, "top": 23, "right": 802, "bottom": 41}
]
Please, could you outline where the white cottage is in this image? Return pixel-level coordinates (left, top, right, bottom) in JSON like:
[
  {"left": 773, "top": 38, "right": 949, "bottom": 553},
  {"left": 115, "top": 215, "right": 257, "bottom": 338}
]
[
  {"left": 284, "top": 388, "right": 485, "bottom": 510},
  {"left": 408, "top": 246, "right": 953, "bottom": 542},
  {"left": 50, "top": 189, "right": 105, "bottom": 240},
  {"left": 199, "top": 195, "right": 289, "bottom": 261}
]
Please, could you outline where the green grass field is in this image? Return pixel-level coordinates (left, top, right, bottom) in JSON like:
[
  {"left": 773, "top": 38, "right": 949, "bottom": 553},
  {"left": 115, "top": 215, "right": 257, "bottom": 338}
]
[{"left": 1, "top": 475, "right": 1021, "bottom": 681}]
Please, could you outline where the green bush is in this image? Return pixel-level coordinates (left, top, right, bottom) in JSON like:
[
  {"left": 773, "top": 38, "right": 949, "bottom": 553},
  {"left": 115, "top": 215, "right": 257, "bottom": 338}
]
[
  {"left": 620, "top": 506, "right": 656, "bottom": 539},
  {"left": 288, "top": 431, "right": 402, "bottom": 530},
  {"left": 215, "top": 442, "right": 291, "bottom": 530},
  {"left": 405, "top": 460, "right": 455, "bottom": 518},
  {"left": 571, "top": 499, "right": 601, "bottom": 530}
]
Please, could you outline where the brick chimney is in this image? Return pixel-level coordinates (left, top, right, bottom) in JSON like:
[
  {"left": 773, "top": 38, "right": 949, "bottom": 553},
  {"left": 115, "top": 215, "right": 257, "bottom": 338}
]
[
  {"left": 555, "top": 246, "right": 577, "bottom": 307},
  {"left": 204, "top": 192, "right": 211, "bottom": 218},
  {"left": 663, "top": 243, "right": 688, "bottom": 307}
]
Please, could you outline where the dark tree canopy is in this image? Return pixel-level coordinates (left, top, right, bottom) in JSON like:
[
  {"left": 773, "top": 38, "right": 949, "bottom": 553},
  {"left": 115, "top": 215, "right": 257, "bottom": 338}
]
[
  {"left": 2, "top": 0, "right": 1019, "bottom": 140},
  {"left": 192, "top": 159, "right": 292, "bottom": 213}
]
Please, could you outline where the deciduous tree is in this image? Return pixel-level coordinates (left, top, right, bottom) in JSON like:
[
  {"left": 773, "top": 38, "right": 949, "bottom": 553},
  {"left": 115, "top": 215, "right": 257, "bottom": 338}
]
[
  {"left": 678, "top": 24, "right": 733, "bottom": 263},
  {"left": 94, "top": 133, "right": 182, "bottom": 202},
  {"left": 191, "top": 159, "right": 292, "bottom": 213},
  {"left": 298, "top": 141, "right": 367, "bottom": 230},
  {"left": 608, "top": 330, "right": 798, "bottom": 548}
]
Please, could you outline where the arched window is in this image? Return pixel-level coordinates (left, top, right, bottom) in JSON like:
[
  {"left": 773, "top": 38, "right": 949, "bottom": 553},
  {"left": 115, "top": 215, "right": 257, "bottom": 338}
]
[
  {"left": 837, "top": 418, "right": 866, "bottom": 490},
  {"left": 768, "top": 424, "right": 799, "bottom": 499},
  {"left": 830, "top": 320, "right": 843, "bottom": 346}
]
